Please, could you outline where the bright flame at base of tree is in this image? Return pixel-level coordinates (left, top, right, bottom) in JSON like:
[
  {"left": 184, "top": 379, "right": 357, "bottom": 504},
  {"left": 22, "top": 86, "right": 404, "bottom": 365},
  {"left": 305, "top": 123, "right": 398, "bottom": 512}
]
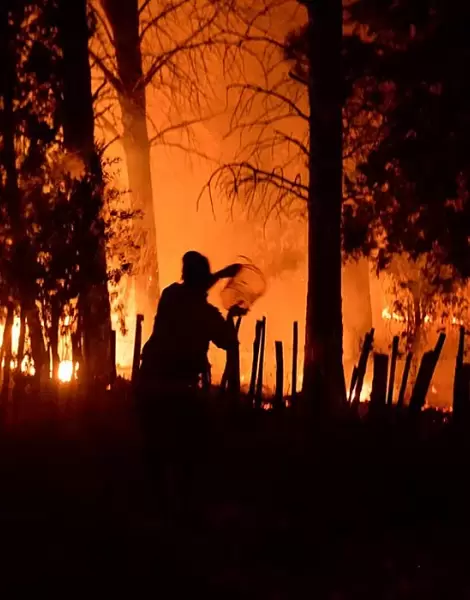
[
  {"left": 57, "top": 360, "right": 78, "bottom": 383},
  {"left": 360, "top": 381, "right": 372, "bottom": 403}
]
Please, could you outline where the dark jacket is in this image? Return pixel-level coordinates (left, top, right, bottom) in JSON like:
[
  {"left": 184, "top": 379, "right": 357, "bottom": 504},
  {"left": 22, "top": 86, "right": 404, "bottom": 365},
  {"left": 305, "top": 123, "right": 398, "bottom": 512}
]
[{"left": 140, "top": 282, "right": 236, "bottom": 386}]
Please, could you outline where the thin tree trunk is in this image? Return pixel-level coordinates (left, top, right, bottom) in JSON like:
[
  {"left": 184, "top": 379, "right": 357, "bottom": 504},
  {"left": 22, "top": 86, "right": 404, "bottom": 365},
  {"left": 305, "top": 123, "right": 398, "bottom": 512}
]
[
  {"left": 410, "top": 295, "right": 422, "bottom": 385},
  {"left": 302, "top": 0, "right": 346, "bottom": 413},
  {"left": 1, "top": 302, "right": 14, "bottom": 400},
  {"left": 58, "top": 0, "right": 112, "bottom": 384},
  {"left": 101, "top": 0, "right": 159, "bottom": 342},
  {"left": 25, "top": 301, "right": 48, "bottom": 384},
  {"left": 49, "top": 297, "right": 61, "bottom": 381},
  {"left": 16, "top": 308, "right": 26, "bottom": 374}
]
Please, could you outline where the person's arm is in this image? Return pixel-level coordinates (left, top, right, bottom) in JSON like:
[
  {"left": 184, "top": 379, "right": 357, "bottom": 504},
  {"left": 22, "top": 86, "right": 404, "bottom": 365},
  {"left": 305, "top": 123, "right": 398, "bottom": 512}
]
[
  {"left": 208, "top": 305, "right": 238, "bottom": 351},
  {"left": 206, "top": 263, "right": 242, "bottom": 291}
]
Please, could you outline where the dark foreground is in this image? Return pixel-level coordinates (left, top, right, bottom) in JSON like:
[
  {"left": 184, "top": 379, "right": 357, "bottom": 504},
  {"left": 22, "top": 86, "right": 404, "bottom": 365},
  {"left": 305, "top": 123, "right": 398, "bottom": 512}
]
[{"left": 0, "top": 383, "right": 469, "bottom": 598}]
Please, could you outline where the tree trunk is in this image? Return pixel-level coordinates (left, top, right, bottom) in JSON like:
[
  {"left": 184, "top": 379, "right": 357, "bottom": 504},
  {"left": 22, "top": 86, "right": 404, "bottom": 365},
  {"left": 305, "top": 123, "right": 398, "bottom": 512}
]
[
  {"left": 101, "top": 0, "right": 159, "bottom": 342},
  {"left": 49, "top": 296, "right": 61, "bottom": 381},
  {"left": 16, "top": 308, "right": 26, "bottom": 374},
  {"left": 1, "top": 302, "right": 14, "bottom": 400},
  {"left": 410, "top": 294, "right": 422, "bottom": 385},
  {"left": 58, "top": 0, "right": 112, "bottom": 383},
  {"left": 25, "top": 302, "right": 48, "bottom": 383},
  {"left": 302, "top": 0, "right": 346, "bottom": 413}
]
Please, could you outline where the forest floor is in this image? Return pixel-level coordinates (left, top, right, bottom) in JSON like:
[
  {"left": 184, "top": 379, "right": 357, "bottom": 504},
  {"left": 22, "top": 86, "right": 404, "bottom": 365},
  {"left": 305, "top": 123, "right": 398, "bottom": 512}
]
[{"left": 0, "top": 381, "right": 469, "bottom": 598}]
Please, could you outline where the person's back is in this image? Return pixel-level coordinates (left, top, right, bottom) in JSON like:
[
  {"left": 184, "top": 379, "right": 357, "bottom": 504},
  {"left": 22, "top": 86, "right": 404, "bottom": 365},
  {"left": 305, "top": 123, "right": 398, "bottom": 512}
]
[
  {"left": 140, "top": 251, "right": 243, "bottom": 391},
  {"left": 143, "top": 281, "right": 234, "bottom": 386}
]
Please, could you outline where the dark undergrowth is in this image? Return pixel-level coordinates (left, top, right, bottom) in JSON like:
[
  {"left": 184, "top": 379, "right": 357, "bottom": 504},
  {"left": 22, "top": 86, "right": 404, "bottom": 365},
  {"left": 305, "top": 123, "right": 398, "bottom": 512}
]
[{"left": 0, "top": 381, "right": 469, "bottom": 598}]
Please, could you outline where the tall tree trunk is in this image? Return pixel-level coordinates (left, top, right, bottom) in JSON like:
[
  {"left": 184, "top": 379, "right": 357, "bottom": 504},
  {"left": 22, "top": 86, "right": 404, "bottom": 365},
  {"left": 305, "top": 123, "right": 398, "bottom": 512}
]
[
  {"left": 58, "top": 0, "right": 112, "bottom": 383},
  {"left": 49, "top": 296, "right": 61, "bottom": 381},
  {"left": 409, "top": 294, "right": 423, "bottom": 386},
  {"left": 1, "top": 302, "right": 14, "bottom": 400},
  {"left": 302, "top": 0, "right": 346, "bottom": 413},
  {"left": 101, "top": 0, "right": 159, "bottom": 342},
  {"left": 16, "top": 308, "right": 26, "bottom": 374},
  {"left": 25, "top": 302, "right": 47, "bottom": 383}
]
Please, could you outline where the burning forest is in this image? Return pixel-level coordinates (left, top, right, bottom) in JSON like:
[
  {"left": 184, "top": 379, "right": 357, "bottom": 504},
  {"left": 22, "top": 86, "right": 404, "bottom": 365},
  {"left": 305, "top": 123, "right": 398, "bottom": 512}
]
[
  {"left": 2, "top": 1, "right": 470, "bottom": 597},
  {"left": 0, "top": 0, "right": 469, "bottom": 408}
]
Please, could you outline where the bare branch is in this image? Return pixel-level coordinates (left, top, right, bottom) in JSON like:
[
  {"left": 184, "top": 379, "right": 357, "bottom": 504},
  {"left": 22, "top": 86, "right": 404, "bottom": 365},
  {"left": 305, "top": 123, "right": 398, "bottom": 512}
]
[
  {"left": 92, "top": 80, "right": 108, "bottom": 103},
  {"left": 139, "top": 0, "right": 152, "bottom": 15},
  {"left": 90, "top": 49, "right": 124, "bottom": 95},
  {"left": 148, "top": 115, "right": 214, "bottom": 145},
  {"left": 97, "top": 112, "right": 121, "bottom": 140},
  {"left": 139, "top": 0, "right": 191, "bottom": 41},
  {"left": 90, "top": 3, "right": 115, "bottom": 47},
  {"left": 228, "top": 83, "right": 309, "bottom": 122},
  {"left": 102, "top": 135, "right": 120, "bottom": 153},
  {"left": 200, "top": 161, "right": 308, "bottom": 214}
]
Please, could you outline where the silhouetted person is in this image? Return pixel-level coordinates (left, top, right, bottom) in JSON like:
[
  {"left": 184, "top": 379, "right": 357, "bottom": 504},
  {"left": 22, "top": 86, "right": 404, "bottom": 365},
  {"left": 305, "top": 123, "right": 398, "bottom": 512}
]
[
  {"left": 139, "top": 251, "right": 244, "bottom": 392},
  {"left": 137, "top": 251, "right": 245, "bottom": 520}
]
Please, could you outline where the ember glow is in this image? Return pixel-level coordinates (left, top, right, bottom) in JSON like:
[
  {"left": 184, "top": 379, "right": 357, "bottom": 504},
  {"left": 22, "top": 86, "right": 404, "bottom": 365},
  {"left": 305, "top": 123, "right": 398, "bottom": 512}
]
[
  {"left": 0, "top": 315, "right": 77, "bottom": 383},
  {"left": 58, "top": 360, "right": 78, "bottom": 383},
  {"left": 381, "top": 307, "right": 405, "bottom": 322}
]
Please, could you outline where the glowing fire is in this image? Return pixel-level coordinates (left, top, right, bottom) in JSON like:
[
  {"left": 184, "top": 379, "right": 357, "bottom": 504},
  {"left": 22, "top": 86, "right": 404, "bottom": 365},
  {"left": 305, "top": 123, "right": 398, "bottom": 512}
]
[
  {"left": 58, "top": 360, "right": 79, "bottom": 383},
  {"left": 0, "top": 315, "right": 77, "bottom": 383},
  {"left": 381, "top": 307, "right": 405, "bottom": 322},
  {"left": 359, "top": 380, "right": 372, "bottom": 402}
]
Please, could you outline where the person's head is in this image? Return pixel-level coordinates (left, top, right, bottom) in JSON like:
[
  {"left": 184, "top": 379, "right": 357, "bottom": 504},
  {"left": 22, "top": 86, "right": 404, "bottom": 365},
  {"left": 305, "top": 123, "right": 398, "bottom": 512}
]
[{"left": 182, "top": 251, "right": 211, "bottom": 289}]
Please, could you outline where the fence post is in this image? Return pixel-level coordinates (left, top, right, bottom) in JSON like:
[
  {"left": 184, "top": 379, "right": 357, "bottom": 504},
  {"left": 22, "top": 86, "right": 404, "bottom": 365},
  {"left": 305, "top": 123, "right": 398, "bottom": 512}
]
[
  {"left": 292, "top": 321, "right": 298, "bottom": 404},
  {"left": 397, "top": 352, "right": 413, "bottom": 409},
  {"left": 352, "top": 328, "right": 375, "bottom": 406},
  {"left": 275, "top": 340, "right": 284, "bottom": 409},
  {"left": 370, "top": 353, "right": 389, "bottom": 412},
  {"left": 255, "top": 317, "right": 266, "bottom": 409},
  {"left": 131, "top": 314, "right": 144, "bottom": 385},
  {"left": 249, "top": 320, "right": 263, "bottom": 400},
  {"left": 387, "top": 335, "right": 399, "bottom": 406}
]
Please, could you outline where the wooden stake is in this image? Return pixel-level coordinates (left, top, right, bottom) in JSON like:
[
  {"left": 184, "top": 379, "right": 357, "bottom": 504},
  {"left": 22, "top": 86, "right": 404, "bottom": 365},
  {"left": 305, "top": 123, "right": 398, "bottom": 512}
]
[
  {"left": 453, "top": 326, "right": 466, "bottom": 419},
  {"left": 409, "top": 333, "right": 446, "bottom": 414},
  {"left": 131, "top": 314, "right": 144, "bottom": 385},
  {"left": 275, "top": 341, "right": 284, "bottom": 408},
  {"left": 348, "top": 365, "right": 358, "bottom": 404},
  {"left": 370, "top": 353, "right": 389, "bottom": 409},
  {"left": 220, "top": 316, "right": 242, "bottom": 393},
  {"left": 292, "top": 321, "right": 298, "bottom": 403},
  {"left": 249, "top": 320, "right": 262, "bottom": 399},
  {"left": 353, "top": 328, "right": 375, "bottom": 405},
  {"left": 255, "top": 317, "right": 266, "bottom": 408},
  {"left": 387, "top": 336, "right": 399, "bottom": 406},
  {"left": 397, "top": 352, "right": 413, "bottom": 408},
  {"left": 226, "top": 316, "right": 242, "bottom": 396}
]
